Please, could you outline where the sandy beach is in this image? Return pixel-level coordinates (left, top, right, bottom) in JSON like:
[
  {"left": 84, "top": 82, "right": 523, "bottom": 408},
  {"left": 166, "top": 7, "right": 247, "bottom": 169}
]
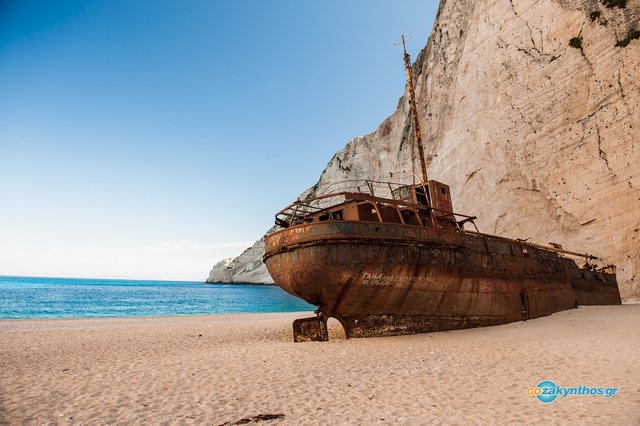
[{"left": 1, "top": 305, "right": 638, "bottom": 425}]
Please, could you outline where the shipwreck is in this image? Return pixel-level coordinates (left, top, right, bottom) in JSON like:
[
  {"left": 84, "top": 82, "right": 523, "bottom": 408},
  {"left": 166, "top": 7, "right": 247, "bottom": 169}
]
[{"left": 263, "top": 36, "right": 621, "bottom": 342}]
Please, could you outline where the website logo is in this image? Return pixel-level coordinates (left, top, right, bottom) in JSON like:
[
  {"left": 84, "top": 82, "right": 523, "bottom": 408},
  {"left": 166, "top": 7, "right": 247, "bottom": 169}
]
[{"left": 527, "top": 380, "right": 619, "bottom": 403}]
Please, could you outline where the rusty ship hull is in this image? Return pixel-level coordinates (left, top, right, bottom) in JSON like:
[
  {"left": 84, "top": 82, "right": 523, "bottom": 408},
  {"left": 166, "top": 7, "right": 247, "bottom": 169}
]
[{"left": 263, "top": 220, "right": 621, "bottom": 339}]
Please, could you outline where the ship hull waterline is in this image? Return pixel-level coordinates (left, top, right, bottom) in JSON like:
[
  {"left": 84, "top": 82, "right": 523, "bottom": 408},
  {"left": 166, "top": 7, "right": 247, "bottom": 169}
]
[{"left": 263, "top": 221, "right": 621, "bottom": 340}]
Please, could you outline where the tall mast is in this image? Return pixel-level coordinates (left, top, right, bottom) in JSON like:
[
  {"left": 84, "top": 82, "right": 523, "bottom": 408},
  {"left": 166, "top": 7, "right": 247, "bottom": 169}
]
[{"left": 402, "top": 35, "right": 428, "bottom": 184}]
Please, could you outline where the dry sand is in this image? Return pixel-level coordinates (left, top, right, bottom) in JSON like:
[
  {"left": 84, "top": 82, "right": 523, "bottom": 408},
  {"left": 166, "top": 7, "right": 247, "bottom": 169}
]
[{"left": 1, "top": 305, "right": 638, "bottom": 425}]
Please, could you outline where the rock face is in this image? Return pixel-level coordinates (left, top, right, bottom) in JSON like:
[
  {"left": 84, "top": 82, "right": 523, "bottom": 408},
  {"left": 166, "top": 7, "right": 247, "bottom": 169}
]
[
  {"left": 206, "top": 235, "right": 274, "bottom": 284},
  {"left": 208, "top": 0, "right": 640, "bottom": 299}
]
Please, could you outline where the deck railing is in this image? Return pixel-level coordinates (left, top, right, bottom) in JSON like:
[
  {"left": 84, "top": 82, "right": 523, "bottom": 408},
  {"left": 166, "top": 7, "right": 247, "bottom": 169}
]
[{"left": 274, "top": 179, "right": 478, "bottom": 231}]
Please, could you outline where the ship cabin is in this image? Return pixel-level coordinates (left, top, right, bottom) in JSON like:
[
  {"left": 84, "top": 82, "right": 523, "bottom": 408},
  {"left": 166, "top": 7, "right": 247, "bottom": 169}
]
[{"left": 275, "top": 179, "right": 478, "bottom": 231}]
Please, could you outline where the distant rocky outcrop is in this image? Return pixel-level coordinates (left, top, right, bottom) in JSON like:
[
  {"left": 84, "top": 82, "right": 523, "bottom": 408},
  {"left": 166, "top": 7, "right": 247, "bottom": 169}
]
[
  {"left": 208, "top": 0, "right": 640, "bottom": 299},
  {"left": 206, "top": 235, "right": 274, "bottom": 284}
]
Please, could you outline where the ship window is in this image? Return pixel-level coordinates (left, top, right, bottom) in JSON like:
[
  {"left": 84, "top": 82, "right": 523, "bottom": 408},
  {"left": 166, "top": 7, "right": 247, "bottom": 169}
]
[
  {"left": 401, "top": 209, "right": 421, "bottom": 226},
  {"left": 441, "top": 187, "right": 446, "bottom": 194},
  {"left": 329, "top": 210, "right": 344, "bottom": 220},
  {"left": 379, "top": 206, "right": 401, "bottom": 224},
  {"left": 319, "top": 213, "right": 330, "bottom": 221},
  {"left": 416, "top": 187, "right": 429, "bottom": 206},
  {"left": 357, "top": 202, "right": 380, "bottom": 222}
]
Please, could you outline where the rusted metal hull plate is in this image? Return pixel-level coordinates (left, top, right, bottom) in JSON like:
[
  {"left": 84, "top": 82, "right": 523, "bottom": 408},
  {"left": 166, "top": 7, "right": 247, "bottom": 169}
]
[
  {"left": 341, "top": 314, "right": 515, "bottom": 338},
  {"left": 292, "top": 316, "right": 328, "bottom": 342},
  {"left": 264, "top": 221, "right": 621, "bottom": 340}
]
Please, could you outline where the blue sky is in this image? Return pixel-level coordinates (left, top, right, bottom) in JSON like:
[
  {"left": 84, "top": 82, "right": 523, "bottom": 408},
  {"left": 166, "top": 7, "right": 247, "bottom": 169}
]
[{"left": 0, "top": 0, "right": 437, "bottom": 280}]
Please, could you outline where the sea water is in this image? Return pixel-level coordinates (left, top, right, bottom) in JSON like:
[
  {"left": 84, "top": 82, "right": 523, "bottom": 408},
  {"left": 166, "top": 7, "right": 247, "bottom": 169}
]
[{"left": 0, "top": 276, "right": 314, "bottom": 319}]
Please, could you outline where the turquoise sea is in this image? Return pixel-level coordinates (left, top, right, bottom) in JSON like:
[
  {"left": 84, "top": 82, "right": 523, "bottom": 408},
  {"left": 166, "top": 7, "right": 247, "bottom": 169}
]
[{"left": 0, "top": 275, "right": 314, "bottom": 320}]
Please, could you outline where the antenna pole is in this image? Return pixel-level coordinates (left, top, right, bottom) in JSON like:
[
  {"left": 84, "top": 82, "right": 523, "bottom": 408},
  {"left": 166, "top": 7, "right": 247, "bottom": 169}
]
[{"left": 401, "top": 35, "right": 428, "bottom": 184}]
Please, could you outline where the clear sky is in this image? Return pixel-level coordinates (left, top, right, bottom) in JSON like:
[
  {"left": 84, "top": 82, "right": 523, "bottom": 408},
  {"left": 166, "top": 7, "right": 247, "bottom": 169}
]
[{"left": 0, "top": 0, "right": 438, "bottom": 281}]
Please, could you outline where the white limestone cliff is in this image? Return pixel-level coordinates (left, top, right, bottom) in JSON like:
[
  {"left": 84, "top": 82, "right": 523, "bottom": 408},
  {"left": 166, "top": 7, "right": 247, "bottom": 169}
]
[
  {"left": 208, "top": 0, "right": 640, "bottom": 299},
  {"left": 206, "top": 235, "right": 274, "bottom": 284}
]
